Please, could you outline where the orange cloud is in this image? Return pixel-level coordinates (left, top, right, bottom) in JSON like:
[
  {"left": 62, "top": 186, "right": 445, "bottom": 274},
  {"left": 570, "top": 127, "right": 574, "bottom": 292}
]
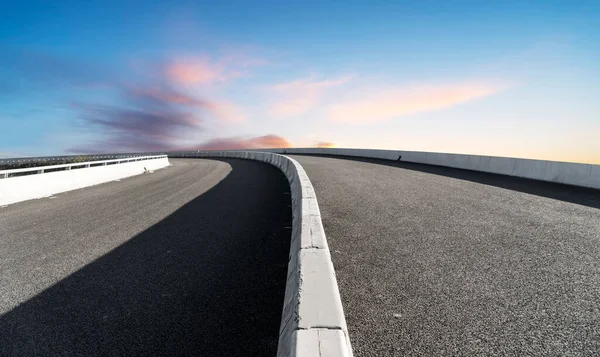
[
  {"left": 196, "top": 135, "right": 292, "bottom": 150},
  {"left": 314, "top": 141, "right": 335, "bottom": 148},
  {"left": 269, "top": 76, "right": 351, "bottom": 117},
  {"left": 252, "top": 134, "right": 292, "bottom": 148},
  {"left": 328, "top": 82, "right": 509, "bottom": 123}
]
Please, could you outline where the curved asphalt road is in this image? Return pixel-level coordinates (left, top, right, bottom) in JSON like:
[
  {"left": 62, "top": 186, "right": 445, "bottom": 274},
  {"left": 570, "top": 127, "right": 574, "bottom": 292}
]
[
  {"left": 291, "top": 155, "right": 600, "bottom": 357},
  {"left": 0, "top": 158, "right": 291, "bottom": 357}
]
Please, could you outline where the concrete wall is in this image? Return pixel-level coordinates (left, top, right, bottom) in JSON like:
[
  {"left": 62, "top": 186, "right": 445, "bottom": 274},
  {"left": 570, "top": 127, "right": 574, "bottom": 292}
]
[
  {"left": 0, "top": 156, "right": 170, "bottom": 206},
  {"left": 255, "top": 148, "right": 600, "bottom": 190},
  {"left": 170, "top": 151, "right": 353, "bottom": 357}
]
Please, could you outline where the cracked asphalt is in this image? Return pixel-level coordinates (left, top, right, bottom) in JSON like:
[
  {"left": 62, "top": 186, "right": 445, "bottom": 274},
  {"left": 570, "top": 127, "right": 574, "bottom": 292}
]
[
  {"left": 291, "top": 155, "right": 600, "bottom": 357},
  {"left": 0, "top": 158, "right": 291, "bottom": 357}
]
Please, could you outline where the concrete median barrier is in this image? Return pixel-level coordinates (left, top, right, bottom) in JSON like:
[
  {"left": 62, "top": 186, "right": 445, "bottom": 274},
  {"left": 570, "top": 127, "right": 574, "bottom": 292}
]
[{"left": 169, "top": 151, "right": 353, "bottom": 357}]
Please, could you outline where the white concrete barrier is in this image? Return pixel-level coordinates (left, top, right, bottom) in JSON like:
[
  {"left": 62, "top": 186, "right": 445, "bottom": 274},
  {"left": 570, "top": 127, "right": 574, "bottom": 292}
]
[
  {"left": 169, "top": 151, "right": 353, "bottom": 357},
  {"left": 257, "top": 148, "right": 600, "bottom": 190},
  {"left": 0, "top": 155, "right": 170, "bottom": 206}
]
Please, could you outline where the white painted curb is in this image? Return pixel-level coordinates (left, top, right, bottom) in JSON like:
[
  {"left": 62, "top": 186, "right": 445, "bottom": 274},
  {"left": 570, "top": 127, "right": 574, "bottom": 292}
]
[
  {"left": 0, "top": 155, "right": 170, "bottom": 206},
  {"left": 170, "top": 151, "right": 353, "bottom": 357},
  {"left": 256, "top": 148, "right": 600, "bottom": 190}
]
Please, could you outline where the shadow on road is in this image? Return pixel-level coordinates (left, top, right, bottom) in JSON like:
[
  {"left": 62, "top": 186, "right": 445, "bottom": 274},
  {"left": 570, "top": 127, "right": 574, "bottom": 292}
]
[
  {"left": 0, "top": 159, "right": 291, "bottom": 357},
  {"left": 292, "top": 154, "right": 600, "bottom": 209}
]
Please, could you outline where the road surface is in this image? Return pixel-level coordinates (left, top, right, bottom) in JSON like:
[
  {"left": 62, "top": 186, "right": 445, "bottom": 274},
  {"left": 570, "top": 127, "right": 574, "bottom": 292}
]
[
  {"left": 0, "top": 158, "right": 291, "bottom": 357},
  {"left": 291, "top": 154, "right": 600, "bottom": 357}
]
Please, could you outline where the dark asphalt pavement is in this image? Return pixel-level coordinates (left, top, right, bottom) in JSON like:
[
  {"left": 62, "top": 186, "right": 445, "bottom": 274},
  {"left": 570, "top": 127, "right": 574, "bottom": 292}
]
[
  {"left": 0, "top": 158, "right": 291, "bottom": 357},
  {"left": 291, "top": 155, "right": 600, "bottom": 357}
]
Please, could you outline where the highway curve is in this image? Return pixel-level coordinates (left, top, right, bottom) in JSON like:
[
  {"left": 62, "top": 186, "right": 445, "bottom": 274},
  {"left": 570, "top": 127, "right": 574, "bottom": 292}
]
[
  {"left": 291, "top": 155, "right": 600, "bottom": 357},
  {"left": 0, "top": 158, "right": 291, "bottom": 357}
]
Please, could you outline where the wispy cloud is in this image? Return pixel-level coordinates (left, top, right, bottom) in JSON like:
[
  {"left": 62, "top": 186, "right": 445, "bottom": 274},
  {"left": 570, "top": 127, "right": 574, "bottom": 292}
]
[
  {"left": 270, "top": 77, "right": 350, "bottom": 93},
  {"left": 164, "top": 52, "right": 267, "bottom": 86},
  {"left": 268, "top": 76, "right": 351, "bottom": 118},
  {"left": 208, "top": 101, "right": 246, "bottom": 123},
  {"left": 166, "top": 57, "right": 225, "bottom": 85},
  {"left": 19, "top": 49, "right": 256, "bottom": 153},
  {"left": 129, "top": 87, "right": 210, "bottom": 107},
  {"left": 195, "top": 135, "right": 292, "bottom": 150},
  {"left": 71, "top": 86, "right": 206, "bottom": 153},
  {"left": 70, "top": 72, "right": 249, "bottom": 153},
  {"left": 129, "top": 87, "right": 245, "bottom": 123},
  {"left": 328, "top": 82, "right": 509, "bottom": 123}
]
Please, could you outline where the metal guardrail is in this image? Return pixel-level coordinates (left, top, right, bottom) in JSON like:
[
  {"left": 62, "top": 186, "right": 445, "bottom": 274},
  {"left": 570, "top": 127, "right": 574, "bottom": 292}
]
[
  {"left": 0, "top": 155, "right": 167, "bottom": 179},
  {"left": 0, "top": 149, "right": 242, "bottom": 171},
  {"left": 0, "top": 149, "right": 245, "bottom": 170},
  {"left": 0, "top": 153, "right": 167, "bottom": 170}
]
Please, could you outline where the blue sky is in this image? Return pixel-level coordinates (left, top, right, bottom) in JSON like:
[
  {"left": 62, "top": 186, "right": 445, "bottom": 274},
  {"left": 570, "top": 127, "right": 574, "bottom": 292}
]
[{"left": 1, "top": 0, "right": 599, "bottom": 163}]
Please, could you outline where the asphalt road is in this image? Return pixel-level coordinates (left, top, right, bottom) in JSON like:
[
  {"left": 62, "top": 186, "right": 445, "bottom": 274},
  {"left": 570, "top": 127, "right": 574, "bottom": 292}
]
[
  {"left": 291, "top": 155, "right": 600, "bottom": 357},
  {"left": 0, "top": 158, "right": 291, "bottom": 357}
]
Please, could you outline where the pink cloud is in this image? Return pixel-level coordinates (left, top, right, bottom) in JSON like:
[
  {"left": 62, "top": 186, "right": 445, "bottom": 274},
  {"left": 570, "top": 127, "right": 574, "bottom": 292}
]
[
  {"left": 126, "top": 53, "right": 259, "bottom": 126},
  {"left": 328, "top": 82, "right": 509, "bottom": 123},
  {"left": 195, "top": 135, "right": 292, "bottom": 150},
  {"left": 164, "top": 52, "right": 267, "bottom": 86},
  {"left": 268, "top": 76, "right": 351, "bottom": 117},
  {"left": 166, "top": 57, "right": 224, "bottom": 85}
]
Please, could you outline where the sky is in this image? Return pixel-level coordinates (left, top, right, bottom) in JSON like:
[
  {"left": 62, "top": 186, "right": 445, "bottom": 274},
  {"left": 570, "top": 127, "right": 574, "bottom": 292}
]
[{"left": 1, "top": 0, "right": 599, "bottom": 163}]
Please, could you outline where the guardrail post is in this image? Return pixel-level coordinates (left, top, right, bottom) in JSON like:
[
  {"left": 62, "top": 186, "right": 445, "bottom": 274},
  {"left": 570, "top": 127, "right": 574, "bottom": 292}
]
[
  {"left": 1, "top": 173, "right": 7, "bottom": 179},
  {"left": 102, "top": 162, "right": 107, "bottom": 166},
  {"left": 85, "top": 164, "right": 90, "bottom": 168},
  {"left": 37, "top": 169, "right": 44, "bottom": 174}
]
